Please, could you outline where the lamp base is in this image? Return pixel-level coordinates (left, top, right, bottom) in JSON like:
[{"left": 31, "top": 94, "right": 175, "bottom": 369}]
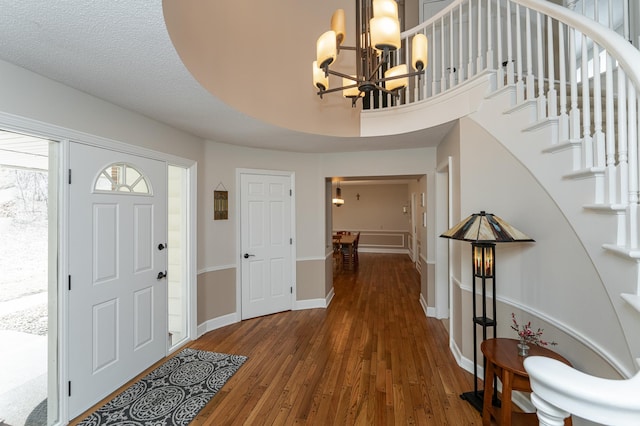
[
  {"left": 460, "top": 390, "right": 501, "bottom": 413},
  {"left": 460, "top": 390, "right": 485, "bottom": 413}
]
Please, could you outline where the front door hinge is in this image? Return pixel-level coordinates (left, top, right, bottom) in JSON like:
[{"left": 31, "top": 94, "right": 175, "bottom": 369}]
[
  {"left": 68, "top": 275, "right": 71, "bottom": 291},
  {"left": 68, "top": 381, "right": 71, "bottom": 397},
  {"left": 68, "top": 169, "right": 72, "bottom": 184}
]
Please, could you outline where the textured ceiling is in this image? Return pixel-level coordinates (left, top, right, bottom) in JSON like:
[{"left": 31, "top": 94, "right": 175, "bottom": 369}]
[{"left": 0, "top": 0, "right": 452, "bottom": 153}]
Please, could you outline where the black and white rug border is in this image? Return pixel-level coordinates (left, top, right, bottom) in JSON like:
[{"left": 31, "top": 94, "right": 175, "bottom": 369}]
[{"left": 77, "top": 348, "right": 247, "bottom": 426}]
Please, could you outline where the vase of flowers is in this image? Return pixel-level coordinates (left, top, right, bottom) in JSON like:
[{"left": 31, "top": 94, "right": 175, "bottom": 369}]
[
  {"left": 517, "top": 338, "right": 530, "bottom": 356},
  {"left": 511, "top": 313, "right": 557, "bottom": 356}
]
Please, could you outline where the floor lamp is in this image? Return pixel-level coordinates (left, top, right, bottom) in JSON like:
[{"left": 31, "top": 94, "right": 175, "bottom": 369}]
[{"left": 440, "top": 211, "right": 534, "bottom": 412}]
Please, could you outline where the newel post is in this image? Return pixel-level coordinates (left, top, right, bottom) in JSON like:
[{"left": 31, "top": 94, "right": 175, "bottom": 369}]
[{"left": 530, "top": 392, "right": 571, "bottom": 426}]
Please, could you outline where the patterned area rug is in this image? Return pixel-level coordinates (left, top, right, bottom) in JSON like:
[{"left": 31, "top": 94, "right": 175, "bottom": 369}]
[{"left": 77, "top": 348, "right": 247, "bottom": 426}]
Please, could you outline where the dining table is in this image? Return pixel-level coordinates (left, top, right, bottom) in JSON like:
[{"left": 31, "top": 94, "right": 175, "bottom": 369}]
[{"left": 333, "top": 233, "right": 357, "bottom": 268}]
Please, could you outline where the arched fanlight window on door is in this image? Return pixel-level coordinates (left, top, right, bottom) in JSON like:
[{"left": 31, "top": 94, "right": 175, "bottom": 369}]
[{"left": 94, "top": 162, "right": 152, "bottom": 195}]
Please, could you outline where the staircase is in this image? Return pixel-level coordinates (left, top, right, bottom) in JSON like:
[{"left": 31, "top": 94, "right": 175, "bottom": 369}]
[{"left": 362, "top": 0, "right": 640, "bottom": 422}]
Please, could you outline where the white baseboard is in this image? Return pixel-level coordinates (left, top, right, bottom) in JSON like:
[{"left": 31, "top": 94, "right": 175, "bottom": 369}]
[
  {"left": 450, "top": 339, "right": 481, "bottom": 379},
  {"left": 294, "top": 288, "right": 334, "bottom": 310},
  {"left": 198, "top": 292, "right": 335, "bottom": 338},
  {"left": 358, "top": 248, "right": 409, "bottom": 254},
  {"left": 197, "top": 312, "right": 239, "bottom": 338},
  {"left": 419, "top": 292, "right": 437, "bottom": 317},
  {"left": 326, "top": 287, "right": 335, "bottom": 307}
]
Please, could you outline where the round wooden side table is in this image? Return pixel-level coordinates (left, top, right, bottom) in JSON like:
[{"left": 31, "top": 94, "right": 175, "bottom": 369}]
[{"left": 481, "top": 338, "right": 573, "bottom": 426}]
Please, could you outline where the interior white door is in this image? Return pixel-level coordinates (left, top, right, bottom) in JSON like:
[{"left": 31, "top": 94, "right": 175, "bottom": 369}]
[
  {"left": 240, "top": 172, "right": 293, "bottom": 320},
  {"left": 67, "top": 142, "right": 167, "bottom": 417}
]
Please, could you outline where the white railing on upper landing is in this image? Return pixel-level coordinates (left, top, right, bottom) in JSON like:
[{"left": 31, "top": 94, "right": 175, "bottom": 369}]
[
  {"left": 565, "top": 0, "right": 631, "bottom": 44},
  {"left": 524, "top": 356, "right": 640, "bottom": 425}
]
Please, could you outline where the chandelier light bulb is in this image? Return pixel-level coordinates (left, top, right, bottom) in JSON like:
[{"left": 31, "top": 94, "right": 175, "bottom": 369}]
[
  {"left": 385, "top": 64, "right": 408, "bottom": 91},
  {"left": 370, "top": 16, "right": 401, "bottom": 51},
  {"left": 373, "top": 0, "right": 398, "bottom": 19},
  {"left": 316, "top": 30, "right": 337, "bottom": 69},
  {"left": 412, "top": 33, "right": 428, "bottom": 71},
  {"left": 312, "top": 61, "right": 329, "bottom": 91},
  {"left": 331, "top": 9, "right": 346, "bottom": 45}
]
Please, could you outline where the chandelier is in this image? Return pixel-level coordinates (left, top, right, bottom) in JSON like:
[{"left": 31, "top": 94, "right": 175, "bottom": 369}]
[
  {"left": 313, "top": 0, "right": 428, "bottom": 107},
  {"left": 333, "top": 182, "right": 345, "bottom": 206}
]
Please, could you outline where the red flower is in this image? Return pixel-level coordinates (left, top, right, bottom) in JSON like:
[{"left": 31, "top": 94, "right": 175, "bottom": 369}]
[{"left": 510, "top": 313, "right": 557, "bottom": 346}]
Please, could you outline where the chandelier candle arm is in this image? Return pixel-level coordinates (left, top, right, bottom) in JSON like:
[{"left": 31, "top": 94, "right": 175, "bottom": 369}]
[{"left": 343, "top": 76, "right": 365, "bottom": 98}]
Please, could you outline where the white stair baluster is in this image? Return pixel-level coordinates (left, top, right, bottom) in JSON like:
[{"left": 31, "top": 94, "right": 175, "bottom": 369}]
[
  {"left": 558, "top": 22, "right": 569, "bottom": 142},
  {"left": 506, "top": 0, "right": 515, "bottom": 86},
  {"left": 477, "top": 0, "right": 484, "bottom": 71},
  {"left": 526, "top": 7, "right": 536, "bottom": 102},
  {"left": 581, "top": 33, "right": 593, "bottom": 169},
  {"left": 546, "top": 15, "right": 557, "bottom": 120},
  {"left": 450, "top": 10, "right": 456, "bottom": 88},
  {"left": 458, "top": 4, "right": 465, "bottom": 83},
  {"left": 627, "top": 82, "right": 638, "bottom": 249},
  {"left": 605, "top": 51, "right": 617, "bottom": 204},
  {"left": 497, "top": 0, "right": 504, "bottom": 89}
]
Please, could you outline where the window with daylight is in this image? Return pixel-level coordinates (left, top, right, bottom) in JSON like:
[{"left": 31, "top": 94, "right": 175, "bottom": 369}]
[{"left": 94, "top": 163, "right": 151, "bottom": 194}]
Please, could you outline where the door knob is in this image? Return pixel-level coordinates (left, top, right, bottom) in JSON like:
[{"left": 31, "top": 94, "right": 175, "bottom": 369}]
[
  {"left": 158, "top": 243, "right": 166, "bottom": 250},
  {"left": 243, "top": 253, "right": 255, "bottom": 259},
  {"left": 157, "top": 271, "right": 167, "bottom": 280}
]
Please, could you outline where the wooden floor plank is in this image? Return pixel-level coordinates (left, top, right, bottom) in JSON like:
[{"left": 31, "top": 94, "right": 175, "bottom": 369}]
[{"left": 71, "top": 253, "right": 483, "bottom": 425}]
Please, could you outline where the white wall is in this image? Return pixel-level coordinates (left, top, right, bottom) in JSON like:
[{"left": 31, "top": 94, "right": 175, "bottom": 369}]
[{"left": 0, "top": 60, "right": 203, "bottom": 162}]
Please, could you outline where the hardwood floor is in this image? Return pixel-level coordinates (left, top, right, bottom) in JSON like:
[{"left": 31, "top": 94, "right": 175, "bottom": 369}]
[{"left": 72, "top": 253, "right": 482, "bottom": 425}]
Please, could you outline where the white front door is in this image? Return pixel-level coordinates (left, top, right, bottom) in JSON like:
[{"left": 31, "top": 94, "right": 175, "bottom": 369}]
[
  {"left": 68, "top": 142, "right": 167, "bottom": 417},
  {"left": 240, "top": 172, "right": 294, "bottom": 320}
]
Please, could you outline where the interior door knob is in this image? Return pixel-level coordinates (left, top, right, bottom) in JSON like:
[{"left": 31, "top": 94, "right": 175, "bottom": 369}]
[
  {"left": 243, "top": 253, "right": 255, "bottom": 259},
  {"left": 156, "top": 271, "right": 167, "bottom": 280},
  {"left": 158, "top": 243, "right": 166, "bottom": 250}
]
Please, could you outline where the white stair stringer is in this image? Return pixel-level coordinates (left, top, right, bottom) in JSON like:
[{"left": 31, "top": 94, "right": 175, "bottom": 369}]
[{"left": 469, "top": 82, "right": 640, "bottom": 376}]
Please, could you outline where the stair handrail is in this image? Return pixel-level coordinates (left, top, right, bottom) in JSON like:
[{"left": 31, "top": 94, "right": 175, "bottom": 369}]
[
  {"left": 512, "top": 0, "right": 640, "bottom": 90},
  {"left": 524, "top": 356, "right": 640, "bottom": 425}
]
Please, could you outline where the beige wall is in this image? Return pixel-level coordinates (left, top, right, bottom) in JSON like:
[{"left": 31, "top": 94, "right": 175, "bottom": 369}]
[
  {"left": 297, "top": 260, "right": 327, "bottom": 300},
  {"left": 403, "top": 0, "right": 420, "bottom": 29},
  {"left": 197, "top": 269, "right": 236, "bottom": 324},
  {"left": 332, "top": 183, "right": 411, "bottom": 233}
]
